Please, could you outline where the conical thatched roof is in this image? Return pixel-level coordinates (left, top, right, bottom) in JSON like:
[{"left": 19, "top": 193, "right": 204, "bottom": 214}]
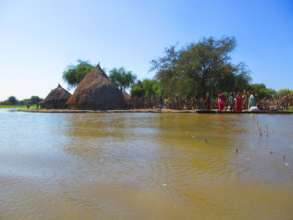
[
  {"left": 42, "top": 84, "right": 71, "bottom": 109},
  {"left": 67, "top": 65, "right": 125, "bottom": 110}
]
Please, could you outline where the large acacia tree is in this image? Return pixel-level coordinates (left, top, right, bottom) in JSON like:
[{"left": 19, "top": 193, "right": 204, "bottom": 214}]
[{"left": 151, "top": 37, "right": 251, "bottom": 102}]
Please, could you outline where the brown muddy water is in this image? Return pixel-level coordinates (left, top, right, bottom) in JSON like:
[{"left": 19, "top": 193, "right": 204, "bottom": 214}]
[{"left": 0, "top": 109, "right": 293, "bottom": 220}]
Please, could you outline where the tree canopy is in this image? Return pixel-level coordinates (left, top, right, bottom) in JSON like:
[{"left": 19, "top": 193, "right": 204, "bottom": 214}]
[
  {"left": 151, "top": 37, "right": 251, "bottom": 102},
  {"left": 277, "top": 88, "right": 292, "bottom": 97},
  {"left": 249, "top": 83, "right": 276, "bottom": 99},
  {"left": 109, "top": 67, "right": 137, "bottom": 92},
  {"left": 131, "top": 79, "right": 162, "bottom": 99},
  {"left": 0, "top": 96, "right": 19, "bottom": 105},
  {"left": 29, "top": 96, "right": 42, "bottom": 105},
  {"left": 63, "top": 60, "right": 94, "bottom": 87},
  {"left": 8, "top": 96, "right": 18, "bottom": 105}
]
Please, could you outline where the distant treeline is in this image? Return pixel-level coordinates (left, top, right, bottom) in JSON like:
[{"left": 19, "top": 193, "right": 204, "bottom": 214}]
[{"left": 0, "top": 96, "right": 43, "bottom": 106}]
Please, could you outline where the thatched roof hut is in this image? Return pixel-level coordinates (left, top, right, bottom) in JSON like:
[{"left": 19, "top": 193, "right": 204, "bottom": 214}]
[
  {"left": 67, "top": 65, "right": 125, "bottom": 110},
  {"left": 41, "top": 84, "right": 71, "bottom": 109}
]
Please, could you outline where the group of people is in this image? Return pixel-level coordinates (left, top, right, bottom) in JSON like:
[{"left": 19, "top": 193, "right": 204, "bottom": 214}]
[{"left": 215, "top": 92, "right": 257, "bottom": 112}]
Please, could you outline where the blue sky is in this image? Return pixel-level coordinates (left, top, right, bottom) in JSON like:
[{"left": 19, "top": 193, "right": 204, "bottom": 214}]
[{"left": 0, "top": 0, "right": 292, "bottom": 101}]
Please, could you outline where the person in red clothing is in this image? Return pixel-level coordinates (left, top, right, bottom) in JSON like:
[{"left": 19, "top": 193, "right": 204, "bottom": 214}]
[
  {"left": 234, "top": 93, "right": 243, "bottom": 112},
  {"left": 217, "top": 93, "right": 225, "bottom": 112}
]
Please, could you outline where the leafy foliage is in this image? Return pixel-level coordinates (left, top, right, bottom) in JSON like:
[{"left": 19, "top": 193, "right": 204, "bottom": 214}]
[
  {"left": 0, "top": 96, "right": 43, "bottom": 106},
  {"left": 0, "top": 96, "right": 19, "bottom": 105},
  {"left": 151, "top": 37, "right": 251, "bottom": 102},
  {"left": 29, "top": 96, "right": 42, "bottom": 105},
  {"left": 249, "top": 83, "right": 276, "bottom": 99},
  {"left": 63, "top": 60, "right": 94, "bottom": 87},
  {"left": 131, "top": 79, "right": 162, "bottom": 100},
  {"left": 131, "top": 80, "right": 145, "bottom": 98},
  {"left": 109, "top": 67, "right": 136, "bottom": 91},
  {"left": 7, "top": 96, "right": 18, "bottom": 105},
  {"left": 277, "top": 88, "right": 292, "bottom": 97}
]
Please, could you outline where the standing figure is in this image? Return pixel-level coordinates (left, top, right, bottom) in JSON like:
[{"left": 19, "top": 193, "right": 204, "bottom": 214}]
[
  {"left": 248, "top": 93, "right": 257, "bottom": 109},
  {"left": 217, "top": 93, "right": 225, "bottom": 112},
  {"left": 227, "top": 92, "right": 234, "bottom": 111},
  {"left": 234, "top": 93, "right": 243, "bottom": 112}
]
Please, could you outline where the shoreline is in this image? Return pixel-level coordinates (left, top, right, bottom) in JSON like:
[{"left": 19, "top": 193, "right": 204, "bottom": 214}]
[{"left": 15, "top": 108, "right": 293, "bottom": 114}]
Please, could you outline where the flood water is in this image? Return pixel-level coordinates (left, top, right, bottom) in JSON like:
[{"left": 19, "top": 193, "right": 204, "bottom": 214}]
[{"left": 0, "top": 109, "right": 293, "bottom": 220}]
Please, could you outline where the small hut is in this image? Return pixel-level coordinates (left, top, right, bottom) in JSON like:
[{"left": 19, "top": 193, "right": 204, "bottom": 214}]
[
  {"left": 41, "top": 84, "right": 71, "bottom": 109},
  {"left": 66, "top": 65, "right": 125, "bottom": 110}
]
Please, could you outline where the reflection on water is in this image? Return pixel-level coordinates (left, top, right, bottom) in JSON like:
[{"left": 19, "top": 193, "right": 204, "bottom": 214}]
[{"left": 0, "top": 110, "right": 293, "bottom": 219}]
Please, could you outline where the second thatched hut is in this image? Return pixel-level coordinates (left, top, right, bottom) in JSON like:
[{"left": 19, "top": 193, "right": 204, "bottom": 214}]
[
  {"left": 66, "top": 65, "right": 125, "bottom": 110},
  {"left": 41, "top": 84, "right": 71, "bottom": 109}
]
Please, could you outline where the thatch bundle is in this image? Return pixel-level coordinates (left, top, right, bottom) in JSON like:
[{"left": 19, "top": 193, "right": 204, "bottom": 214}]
[
  {"left": 67, "top": 65, "right": 125, "bottom": 110},
  {"left": 41, "top": 84, "right": 71, "bottom": 109}
]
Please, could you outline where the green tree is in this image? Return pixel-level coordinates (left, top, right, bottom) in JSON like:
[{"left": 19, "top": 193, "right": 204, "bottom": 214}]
[
  {"left": 109, "top": 67, "right": 137, "bottom": 92},
  {"left": 131, "top": 79, "right": 162, "bottom": 99},
  {"left": 7, "top": 96, "right": 18, "bottom": 105},
  {"left": 277, "top": 88, "right": 292, "bottom": 97},
  {"left": 131, "top": 80, "right": 145, "bottom": 98},
  {"left": 151, "top": 37, "right": 250, "bottom": 103},
  {"left": 141, "top": 79, "right": 162, "bottom": 100},
  {"left": 249, "top": 83, "right": 276, "bottom": 99},
  {"left": 30, "top": 96, "right": 42, "bottom": 105},
  {"left": 63, "top": 60, "right": 94, "bottom": 87}
]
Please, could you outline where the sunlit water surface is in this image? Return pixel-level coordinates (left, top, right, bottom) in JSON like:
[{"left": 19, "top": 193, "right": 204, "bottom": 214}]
[{"left": 0, "top": 109, "right": 293, "bottom": 219}]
